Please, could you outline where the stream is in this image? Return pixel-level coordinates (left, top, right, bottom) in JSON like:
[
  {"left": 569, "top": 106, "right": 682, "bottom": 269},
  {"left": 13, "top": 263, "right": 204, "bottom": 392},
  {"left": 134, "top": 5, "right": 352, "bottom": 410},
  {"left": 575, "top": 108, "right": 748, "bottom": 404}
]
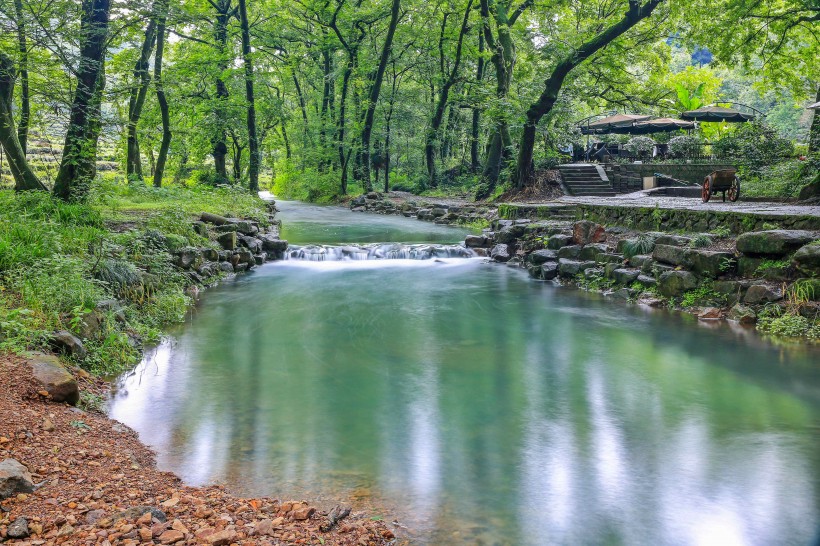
[{"left": 110, "top": 200, "right": 820, "bottom": 545}]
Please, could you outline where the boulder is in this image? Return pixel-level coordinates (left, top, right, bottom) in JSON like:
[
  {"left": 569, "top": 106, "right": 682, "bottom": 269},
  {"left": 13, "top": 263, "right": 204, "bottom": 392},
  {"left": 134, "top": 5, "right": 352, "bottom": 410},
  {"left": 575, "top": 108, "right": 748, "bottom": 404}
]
[
  {"left": 527, "top": 249, "right": 558, "bottom": 265},
  {"left": 239, "top": 236, "right": 262, "bottom": 253},
  {"left": 464, "top": 235, "right": 487, "bottom": 248},
  {"left": 713, "top": 280, "right": 745, "bottom": 305},
  {"left": 261, "top": 235, "right": 288, "bottom": 252},
  {"left": 173, "top": 247, "right": 203, "bottom": 270},
  {"left": 234, "top": 220, "right": 259, "bottom": 236},
  {"left": 698, "top": 307, "right": 723, "bottom": 320},
  {"left": 540, "top": 262, "right": 559, "bottom": 280},
  {"left": 557, "top": 245, "right": 582, "bottom": 259},
  {"left": 490, "top": 244, "right": 511, "bottom": 262},
  {"left": 50, "top": 330, "right": 87, "bottom": 359},
  {"left": 737, "top": 255, "right": 765, "bottom": 278},
  {"left": 558, "top": 260, "right": 596, "bottom": 278},
  {"left": 658, "top": 271, "right": 698, "bottom": 297},
  {"left": 652, "top": 244, "right": 689, "bottom": 267},
  {"left": 192, "top": 221, "right": 209, "bottom": 237},
  {"left": 611, "top": 288, "right": 636, "bottom": 301},
  {"left": 216, "top": 231, "right": 237, "bottom": 251},
  {"left": 628, "top": 254, "right": 652, "bottom": 268},
  {"left": 792, "top": 243, "right": 820, "bottom": 275},
  {"left": 579, "top": 243, "right": 609, "bottom": 261},
  {"left": 612, "top": 268, "right": 640, "bottom": 285},
  {"left": 736, "top": 230, "right": 815, "bottom": 256},
  {"left": 743, "top": 284, "right": 783, "bottom": 304},
  {"left": 572, "top": 220, "right": 606, "bottom": 245},
  {"left": 495, "top": 224, "right": 527, "bottom": 244},
  {"left": 636, "top": 274, "right": 657, "bottom": 287},
  {"left": 547, "top": 234, "right": 573, "bottom": 249},
  {"left": 0, "top": 459, "right": 35, "bottom": 499},
  {"left": 218, "top": 262, "right": 234, "bottom": 273},
  {"left": 687, "top": 250, "right": 735, "bottom": 278},
  {"left": 596, "top": 252, "right": 624, "bottom": 265},
  {"left": 25, "top": 352, "right": 79, "bottom": 404},
  {"left": 729, "top": 304, "right": 757, "bottom": 324}
]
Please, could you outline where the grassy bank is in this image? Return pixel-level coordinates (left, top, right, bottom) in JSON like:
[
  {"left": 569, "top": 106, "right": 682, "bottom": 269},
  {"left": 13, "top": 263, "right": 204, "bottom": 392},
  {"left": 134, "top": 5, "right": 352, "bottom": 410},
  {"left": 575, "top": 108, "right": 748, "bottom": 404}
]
[{"left": 0, "top": 182, "right": 270, "bottom": 376}]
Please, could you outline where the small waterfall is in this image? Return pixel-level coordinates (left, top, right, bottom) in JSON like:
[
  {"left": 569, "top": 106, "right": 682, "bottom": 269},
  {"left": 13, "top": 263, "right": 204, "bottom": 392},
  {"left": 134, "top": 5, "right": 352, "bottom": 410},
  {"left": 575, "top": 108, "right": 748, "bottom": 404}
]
[{"left": 284, "top": 243, "right": 476, "bottom": 261}]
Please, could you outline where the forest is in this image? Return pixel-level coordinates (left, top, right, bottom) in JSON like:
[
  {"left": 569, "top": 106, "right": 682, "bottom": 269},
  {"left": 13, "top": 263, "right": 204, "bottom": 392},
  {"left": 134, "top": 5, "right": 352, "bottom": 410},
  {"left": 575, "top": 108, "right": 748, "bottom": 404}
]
[{"left": 0, "top": 0, "right": 818, "bottom": 202}]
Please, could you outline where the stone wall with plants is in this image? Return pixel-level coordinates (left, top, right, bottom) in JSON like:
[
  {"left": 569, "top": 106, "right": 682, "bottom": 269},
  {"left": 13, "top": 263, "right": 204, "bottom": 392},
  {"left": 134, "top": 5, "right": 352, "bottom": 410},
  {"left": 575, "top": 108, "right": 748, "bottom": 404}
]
[{"left": 465, "top": 220, "right": 820, "bottom": 342}]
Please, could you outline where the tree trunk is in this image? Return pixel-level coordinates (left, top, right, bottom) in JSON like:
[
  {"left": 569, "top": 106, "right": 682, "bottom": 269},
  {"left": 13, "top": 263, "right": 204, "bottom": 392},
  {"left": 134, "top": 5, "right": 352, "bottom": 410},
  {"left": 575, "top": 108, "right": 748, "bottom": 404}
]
[
  {"left": 514, "top": 0, "right": 663, "bottom": 188},
  {"left": 360, "top": 0, "right": 401, "bottom": 191},
  {"left": 53, "top": 0, "right": 111, "bottom": 201},
  {"left": 471, "top": 31, "right": 485, "bottom": 172},
  {"left": 426, "top": 0, "right": 472, "bottom": 186},
  {"left": 337, "top": 61, "right": 353, "bottom": 194},
  {"left": 809, "top": 85, "right": 820, "bottom": 155},
  {"left": 0, "top": 52, "right": 47, "bottom": 191},
  {"left": 319, "top": 43, "right": 332, "bottom": 172},
  {"left": 211, "top": 1, "right": 232, "bottom": 183},
  {"left": 238, "top": 0, "right": 259, "bottom": 191},
  {"left": 126, "top": 13, "right": 157, "bottom": 181},
  {"left": 153, "top": 0, "right": 171, "bottom": 187},
  {"left": 13, "top": 0, "right": 30, "bottom": 154}
]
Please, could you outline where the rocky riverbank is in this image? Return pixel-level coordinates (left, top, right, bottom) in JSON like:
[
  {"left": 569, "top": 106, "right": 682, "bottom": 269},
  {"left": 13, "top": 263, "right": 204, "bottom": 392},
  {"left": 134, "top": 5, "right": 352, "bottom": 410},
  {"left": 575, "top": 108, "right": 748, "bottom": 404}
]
[
  {"left": 0, "top": 203, "right": 395, "bottom": 545},
  {"left": 348, "top": 192, "right": 498, "bottom": 227},
  {"left": 469, "top": 219, "right": 820, "bottom": 341}
]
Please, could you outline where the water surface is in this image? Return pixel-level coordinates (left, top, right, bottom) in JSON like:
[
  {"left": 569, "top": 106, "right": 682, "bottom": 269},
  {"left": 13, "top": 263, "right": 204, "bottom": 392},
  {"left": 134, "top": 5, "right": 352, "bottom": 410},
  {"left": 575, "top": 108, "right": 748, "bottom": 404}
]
[{"left": 111, "top": 200, "right": 820, "bottom": 545}]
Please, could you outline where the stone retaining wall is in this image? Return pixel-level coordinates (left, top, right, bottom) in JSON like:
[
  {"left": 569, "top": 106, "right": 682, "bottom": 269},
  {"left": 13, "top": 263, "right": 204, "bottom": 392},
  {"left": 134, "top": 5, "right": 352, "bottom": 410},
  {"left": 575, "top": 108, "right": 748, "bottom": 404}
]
[
  {"left": 606, "top": 163, "right": 736, "bottom": 192},
  {"left": 576, "top": 204, "right": 820, "bottom": 234}
]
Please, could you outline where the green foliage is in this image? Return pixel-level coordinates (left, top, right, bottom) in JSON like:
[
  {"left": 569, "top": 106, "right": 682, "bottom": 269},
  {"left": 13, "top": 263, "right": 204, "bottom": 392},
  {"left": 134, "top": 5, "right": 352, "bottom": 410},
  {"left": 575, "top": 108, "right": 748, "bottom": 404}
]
[
  {"left": 679, "top": 282, "right": 727, "bottom": 308},
  {"left": 78, "top": 391, "right": 107, "bottom": 413},
  {"left": 754, "top": 259, "right": 789, "bottom": 276},
  {"left": 689, "top": 234, "right": 712, "bottom": 248},
  {"left": 741, "top": 159, "right": 816, "bottom": 199},
  {"left": 624, "top": 136, "right": 655, "bottom": 156},
  {"left": 622, "top": 233, "right": 657, "bottom": 259},
  {"left": 712, "top": 120, "right": 794, "bottom": 177},
  {"left": 712, "top": 226, "right": 731, "bottom": 238},
  {"left": 757, "top": 312, "right": 819, "bottom": 340},
  {"left": 667, "top": 135, "right": 702, "bottom": 158}
]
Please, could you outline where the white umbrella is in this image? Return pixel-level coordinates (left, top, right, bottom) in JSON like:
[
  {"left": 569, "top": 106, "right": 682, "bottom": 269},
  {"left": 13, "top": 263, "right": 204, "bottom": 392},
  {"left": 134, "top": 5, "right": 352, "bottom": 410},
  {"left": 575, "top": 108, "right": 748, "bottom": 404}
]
[{"left": 807, "top": 101, "right": 820, "bottom": 110}]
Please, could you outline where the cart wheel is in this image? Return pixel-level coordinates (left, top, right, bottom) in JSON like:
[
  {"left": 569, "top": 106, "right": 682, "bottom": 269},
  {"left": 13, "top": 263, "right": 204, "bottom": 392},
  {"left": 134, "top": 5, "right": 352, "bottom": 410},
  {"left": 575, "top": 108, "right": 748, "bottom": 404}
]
[
  {"left": 728, "top": 176, "right": 740, "bottom": 202},
  {"left": 702, "top": 176, "right": 712, "bottom": 203}
]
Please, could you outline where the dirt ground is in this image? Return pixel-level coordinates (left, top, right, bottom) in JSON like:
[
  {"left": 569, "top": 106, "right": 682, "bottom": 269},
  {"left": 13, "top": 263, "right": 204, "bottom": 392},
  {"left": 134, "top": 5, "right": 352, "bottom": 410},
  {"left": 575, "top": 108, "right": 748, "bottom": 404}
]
[{"left": 0, "top": 354, "right": 394, "bottom": 545}]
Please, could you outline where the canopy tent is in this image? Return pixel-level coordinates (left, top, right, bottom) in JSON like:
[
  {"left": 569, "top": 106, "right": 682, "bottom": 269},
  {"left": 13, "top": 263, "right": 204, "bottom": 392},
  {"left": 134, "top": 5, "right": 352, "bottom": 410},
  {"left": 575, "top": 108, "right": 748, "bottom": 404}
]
[
  {"left": 615, "top": 117, "right": 695, "bottom": 134},
  {"left": 580, "top": 113, "right": 651, "bottom": 134},
  {"left": 807, "top": 101, "right": 820, "bottom": 110},
  {"left": 680, "top": 106, "right": 755, "bottom": 122}
]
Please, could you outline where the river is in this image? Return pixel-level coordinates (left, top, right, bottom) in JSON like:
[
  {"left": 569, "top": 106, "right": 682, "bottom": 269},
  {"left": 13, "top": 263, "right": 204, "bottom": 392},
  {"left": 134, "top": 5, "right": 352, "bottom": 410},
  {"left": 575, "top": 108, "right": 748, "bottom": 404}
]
[{"left": 110, "top": 200, "right": 820, "bottom": 545}]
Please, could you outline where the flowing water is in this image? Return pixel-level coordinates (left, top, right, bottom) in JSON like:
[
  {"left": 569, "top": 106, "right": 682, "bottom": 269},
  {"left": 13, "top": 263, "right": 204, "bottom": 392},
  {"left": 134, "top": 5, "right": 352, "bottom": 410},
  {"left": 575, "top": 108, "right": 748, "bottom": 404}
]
[{"left": 110, "top": 200, "right": 820, "bottom": 545}]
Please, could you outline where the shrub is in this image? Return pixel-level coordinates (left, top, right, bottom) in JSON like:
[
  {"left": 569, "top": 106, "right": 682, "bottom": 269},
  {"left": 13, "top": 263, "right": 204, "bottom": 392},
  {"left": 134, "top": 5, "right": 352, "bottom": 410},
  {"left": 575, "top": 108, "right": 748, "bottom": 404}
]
[
  {"left": 622, "top": 233, "right": 657, "bottom": 259},
  {"left": 689, "top": 234, "right": 712, "bottom": 248},
  {"left": 712, "top": 119, "right": 793, "bottom": 176},
  {"left": 624, "top": 136, "right": 655, "bottom": 156},
  {"left": 668, "top": 135, "right": 702, "bottom": 158}
]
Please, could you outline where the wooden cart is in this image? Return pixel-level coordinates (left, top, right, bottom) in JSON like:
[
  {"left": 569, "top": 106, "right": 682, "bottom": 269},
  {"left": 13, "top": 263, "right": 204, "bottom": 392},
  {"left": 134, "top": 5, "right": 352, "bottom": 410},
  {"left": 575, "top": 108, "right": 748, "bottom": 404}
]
[{"left": 702, "top": 169, "right": 740, "bottom": 203}]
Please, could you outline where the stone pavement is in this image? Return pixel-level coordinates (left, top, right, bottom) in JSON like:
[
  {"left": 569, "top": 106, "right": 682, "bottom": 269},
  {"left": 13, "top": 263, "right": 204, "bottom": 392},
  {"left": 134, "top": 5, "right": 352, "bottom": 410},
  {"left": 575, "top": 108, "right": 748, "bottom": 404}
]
[{"left": 554, "top": 192, "right": 820, "bottom": 217}]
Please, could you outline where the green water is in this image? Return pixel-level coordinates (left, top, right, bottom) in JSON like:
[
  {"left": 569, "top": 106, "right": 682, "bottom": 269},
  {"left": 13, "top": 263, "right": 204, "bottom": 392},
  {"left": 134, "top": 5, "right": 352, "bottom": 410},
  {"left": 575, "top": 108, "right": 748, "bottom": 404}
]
[{"left": 110, "top": 201, "right": 820, "bottom": 545}]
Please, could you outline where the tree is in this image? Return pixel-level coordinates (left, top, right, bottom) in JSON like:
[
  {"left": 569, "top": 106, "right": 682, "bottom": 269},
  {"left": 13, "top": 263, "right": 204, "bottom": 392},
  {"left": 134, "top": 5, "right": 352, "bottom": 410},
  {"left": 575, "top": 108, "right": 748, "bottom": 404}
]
[
  {"left": 0, "top": 52, "right": 47, "bottom": 191},
  {"left": 153, "top": 0, "right": 171, "bottom": 187},
  {"left": 126, "top": 3, "right": 159, "bottom": 181},
  {"left": 52, "top": 0, "right": 111, "bottom": 201},
  {"left": 238, "top": 0, "right": 259, "bottom": 191},
  {"left": 513, "top": 0, "right": 664, "bottom": 188},
  {"left": 360, "top": 0, "right": 401, "bottom": 191}
]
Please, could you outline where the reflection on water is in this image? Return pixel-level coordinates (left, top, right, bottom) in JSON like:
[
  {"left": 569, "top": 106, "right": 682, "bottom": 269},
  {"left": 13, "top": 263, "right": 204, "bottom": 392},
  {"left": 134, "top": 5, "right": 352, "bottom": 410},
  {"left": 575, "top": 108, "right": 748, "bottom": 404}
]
[{"left": 110, "top": 201, "right": 820, "bottom": 545}]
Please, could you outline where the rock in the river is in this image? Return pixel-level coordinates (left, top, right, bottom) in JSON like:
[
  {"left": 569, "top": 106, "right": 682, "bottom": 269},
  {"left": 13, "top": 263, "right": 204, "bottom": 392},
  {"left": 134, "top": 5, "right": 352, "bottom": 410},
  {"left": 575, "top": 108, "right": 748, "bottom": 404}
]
[
  {"left": 239, "top": 236, "right": 262, "bottom": 253},
  {"left": 743, "top": 284, "right": 783, "bottom": 304},
  {"left": 612, "top": 268, "right": 640, "bottom": 285},
  {"left": 541, "top": 262, "right": 559, "bottom": 280},
  {"left": 572, "top": 220, "right": 606, "bottom": 245},
  {"left": 490, "top": 244, "right": 511, "bottom": 262},
  {"left": 49, "top": 330, "right": 87, "bottom": 359},
  {"left": 0, "top": 459, "right": 35, "bottom": 499},
  {"left": 7, "top": 517, "right": 29, "bottom": 538},
  {"left": 658, "top": 271, "right": 698, "bottom": 297},
  {"left": 260, "top": 234, "right": 288, "bottom": 252},
  {"left": 792, "top": 243, "right": 820, "bottom": 275},
  {"left": 25, "top": 352, "right": 79, "bottom": 405},
  {"left": 464, "top": 235, "right": 487, "bottom": 248},
  {"left": 729, "top": 304, "right": 757, "bottom": 324},
  {"left": 527, "top": 249, "right": 558, "bottom": 265},
  {"left": 736, "top": 230, "right": 815, "bottom": 256}
]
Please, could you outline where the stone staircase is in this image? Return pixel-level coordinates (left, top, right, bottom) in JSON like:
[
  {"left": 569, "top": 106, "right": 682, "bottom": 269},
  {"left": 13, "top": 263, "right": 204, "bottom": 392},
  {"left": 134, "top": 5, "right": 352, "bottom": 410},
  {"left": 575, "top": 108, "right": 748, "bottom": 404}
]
[{"left": 558, "top": 164, "right": 616, "bottom": 196}]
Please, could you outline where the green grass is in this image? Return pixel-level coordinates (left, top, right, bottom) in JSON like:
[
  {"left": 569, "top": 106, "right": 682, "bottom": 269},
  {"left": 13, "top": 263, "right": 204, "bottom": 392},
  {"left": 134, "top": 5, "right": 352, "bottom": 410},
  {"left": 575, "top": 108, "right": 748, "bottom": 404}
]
[{"left": 0, "top": 179, "right": 267, "bottom": 375}]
